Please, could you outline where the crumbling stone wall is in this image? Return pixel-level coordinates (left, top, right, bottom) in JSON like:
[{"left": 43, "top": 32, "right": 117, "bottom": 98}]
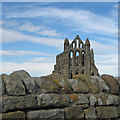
[
  {"left": 53, "top": 35, "right": 99, "bottom": 79},
  {"left": 0, "top": 70, "right": 120, "bottom": 119}
]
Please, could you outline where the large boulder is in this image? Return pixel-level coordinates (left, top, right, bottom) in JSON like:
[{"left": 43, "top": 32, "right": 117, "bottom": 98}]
[
  {"left": 10, "top": 70, "right": 40, "bottom": 94},
  {"left": 101, "top": 74, "right": 120, "bottom": 95},
  {"left": 73, "top": 74, "right": 100, "bottom": 94},
  {"left": 91, "top": 76, "right": 109, "bottom": 93},
  {"left": 68, "top": 79, "right": 89, "bottom": 93},
  {"left": 38, "top": 75, "right": 61, "bottom": 93},
  {"left": 2, "top": 73, "right": 26, "bottom": 96}
]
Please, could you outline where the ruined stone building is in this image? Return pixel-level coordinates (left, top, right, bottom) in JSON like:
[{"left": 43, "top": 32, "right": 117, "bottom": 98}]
[{"left": 53, "top": 35, "right": 99, "bottom": 79}]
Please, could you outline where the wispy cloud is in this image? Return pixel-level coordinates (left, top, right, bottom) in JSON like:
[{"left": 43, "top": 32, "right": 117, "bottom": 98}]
[
  {"left": 2, "top": 28, "right": 64, "bottom": 49},
  {"left": 18, "top": 22, "right": 44, "bottom": 33},
  {"left": 0, "top": 50, "right": 52, "bottom": 56},
  {"left": 30, "top": 57, "right": 55, "bottom": 63},
  {"left": 5, "top": 7, "right": 117, "bottom": 37},
  {"left": 113, "top": 3, "right": 118, "bottom": 8},
  {"left": 4, "top": 21, "right": 61, "bottom": 38}
]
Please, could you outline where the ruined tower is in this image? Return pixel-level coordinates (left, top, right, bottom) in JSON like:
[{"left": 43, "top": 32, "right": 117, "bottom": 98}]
[{"left": 53, "top": 35, "right": 99, "bottom": 79}]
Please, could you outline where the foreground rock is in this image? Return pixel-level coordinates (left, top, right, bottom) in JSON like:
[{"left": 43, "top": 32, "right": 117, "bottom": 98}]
[
  {"left": 1, "top": 70, "right": 120, "bottom": 119},
  {"left": 27, "top": 109, "right": 65, "bottom": 119},
  {"left": 101, "top": 74, "right": 120, "bottom": 95}
]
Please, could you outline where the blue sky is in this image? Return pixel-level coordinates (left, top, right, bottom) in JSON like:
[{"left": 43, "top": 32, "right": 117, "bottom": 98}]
[{"left": 1, "top": 2, "right": 118, "bottom": 77}]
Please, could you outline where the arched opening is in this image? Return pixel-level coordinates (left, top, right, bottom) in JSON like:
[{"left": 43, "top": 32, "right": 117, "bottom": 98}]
[
  {"left": 75, "top": 71, "right": 79, "bottom": 75},
  {"left": 76, "top": 39, "right": 79, "bottom": 48},
  {"left": 76, "top": 51, "right": 79, "bottom": 57},
  {"left": 69, "top": 51, "right": 73, "bottom": 66},
  {"left": 70, "top": 51, "right": 73, "bottom": 58},
  {"left": 73, "top": 42, "right": 75, "bottom": 48},
  {"left": 92, "top": 72, "right": 94, "bottom": 76},
  {"left": 81, "top": 51, "right": 85, "bottom": 66},
  {"left": 82, "top": 70, "right": 84, "bottom": 74},
  {"left": 80, "top": 43, "right": 82, "bottom": 48}
]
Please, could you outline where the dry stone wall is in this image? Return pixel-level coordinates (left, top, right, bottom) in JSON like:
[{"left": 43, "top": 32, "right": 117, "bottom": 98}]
[{"left": 0, "top": 70, "right": 120, "bottom": 119}]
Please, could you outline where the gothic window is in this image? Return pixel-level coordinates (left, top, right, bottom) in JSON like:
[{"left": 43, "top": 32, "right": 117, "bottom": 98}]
[
  {"left": 80, "top": 43, "right": 82, "bottom": 48},
  {"left": 81, "top": 51, "right": 85, "bottom": 66},
  {"left": 69, "top": 51, "right": 73, "bottom": 66},
  {"left": 73, "top": 42, "right": 75, "bottom": 48},
  {"left": 76, "top": 39, "right": 79, "bottom": 48},
  {"left": 92, "top": 72, "right": 94, "bottom": 76},
  {"left": 70, "top": 51, "right": 73, "bottom": 58},
  {"left": 76, "top": 51, "right": 79, "bottom": 57}
]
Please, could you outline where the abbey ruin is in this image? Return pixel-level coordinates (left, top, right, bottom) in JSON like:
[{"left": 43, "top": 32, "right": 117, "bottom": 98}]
[{"left": 53, "top": 35, "right": 99, "bottom": 79}]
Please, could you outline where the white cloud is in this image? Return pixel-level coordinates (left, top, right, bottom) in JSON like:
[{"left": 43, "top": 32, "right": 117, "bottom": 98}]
[
  {"left": 2, "top": 28, "right": 63, "bottom": 49},
  {"left": 7, "top": 22, "right": 61, "bottom": 38},
  {"left": 18, "top": 22, "right": 44, "bottom": 33},
  {"left": 91, "top": 40, "right": 117, "bottom": 55},
  {"left": 1, "top": 62, "right": 54, "bottom": 77},
  {"left": 96, "top": 54, "right": 118, "bottom": 65},
  {"left": 3, "top": 21, "right": 19, "bottom": 27},
  {"left": 30, "top": 57, "right": 55, "bottom": 63},
  {"left": 5, "top": 7, "right": 117, "bottom": 37},
  {"left": 0, "top": 50, "right": 52, "bottom": 56},
  {"left": 113, "top": 3, "right": 118, "bottom": 8},
  {"left": 97, "top": 64, "right": 118, "bottom": 77},
  {"left": 38, "top": 29, "right": 60, "bottom": 37}
]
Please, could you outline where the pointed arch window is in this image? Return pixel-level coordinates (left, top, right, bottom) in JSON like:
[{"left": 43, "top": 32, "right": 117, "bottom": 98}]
[
  {"left": 76, "top": 51, "right": 79, "bottom": 57},
  {"left": 81, "top": 51, "right": 85, "bottom": 66},
  {"left": 73, "top": 42, "right": 75, "bottom": 48},
  {"left": 70, "top": 51, "right": 73, "bottom": 58},
  {"left": 76, "top": 39, "right": 79, "bottom": 48},
  {"left": 80, "top": 43, "right": 82, "bottom": 48}
]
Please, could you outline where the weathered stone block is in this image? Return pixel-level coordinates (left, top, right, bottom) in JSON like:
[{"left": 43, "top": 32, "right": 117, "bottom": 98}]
[
  {"left": 39, "top": 75, "right": 60, "bottom": 93},
  {"left": 91, "top": 76, "right": 109, "bottom": 93},
  {"left": 2, "top": 74, "right": 25, "bottom": 96},
  {"left": 96, "top": 106, "right": 118, "bottom": 118},
  {"left": 84, "top": 107, "right": 97, "bottom": 118},
  {"left": 2, "top": 111, "right": 25, "bottom": 119},
  {"left": 27, "top": 109, "right": 65, "bottom": 119},
  {"left": 37, "top": 93, "right": 69, "bottom": 108},
  {"left": 90, "top": 95, "right": 97, "bottom": 106},
  {"left": 117, "top": 106, "right": 120, "bottom": 117},
  {"left": 2, "top": 95, "right": 37, "bottom": 112},
  {"left": 64, "top": 106, "right": 84, "bottom": 118},
  {"left": 101, "top": 74, "right": 120, "bottom": 95},
  {"left": 76, "top": 94, "right": 89, "bottom": 105},
  {"left": 0, "top": 76, "right": 5, "bottom": 96},
  {"left": 68, "top": 79, "right": 89, "bottom": 93}
]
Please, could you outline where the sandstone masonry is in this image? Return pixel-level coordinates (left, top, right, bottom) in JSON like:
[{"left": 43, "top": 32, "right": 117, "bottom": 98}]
[{"left": 53, "top": 35, "right": 99, "bottom": 79}]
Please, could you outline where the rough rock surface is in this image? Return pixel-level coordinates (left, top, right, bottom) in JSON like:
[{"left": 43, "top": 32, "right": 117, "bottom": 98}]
[
  {"left": 2, "top": 73, "right": 26, "bottom": 96},
  {"left": 0, "top": 70, "right": 120, "bottom": 119},
  {"left": 27, "top": 109, "right": 65, "bottom": 119},
  {"left": 2, "top": 111, "right": 26, "bottom": 119},
  {"left": 101, "top": 74, "right": 120, "bottom": 95}
]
